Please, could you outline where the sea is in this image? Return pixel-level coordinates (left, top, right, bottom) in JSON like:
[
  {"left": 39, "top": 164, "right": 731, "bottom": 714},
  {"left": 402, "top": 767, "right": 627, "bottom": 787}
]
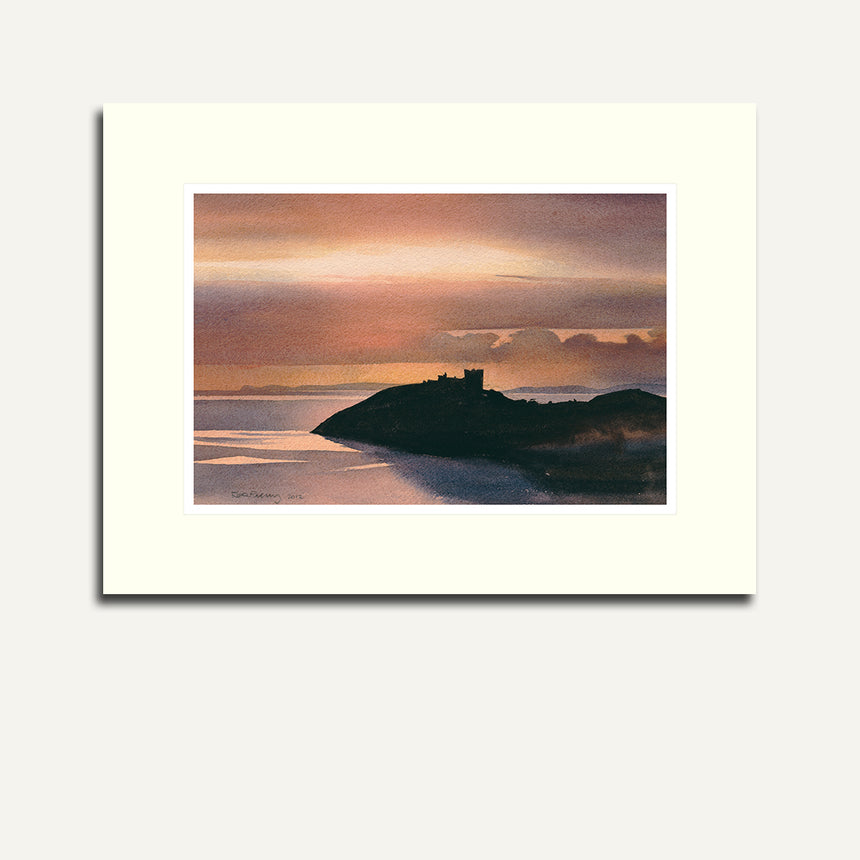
[{"left": 193, "top": 390, "right": 663, "bottom": 507}]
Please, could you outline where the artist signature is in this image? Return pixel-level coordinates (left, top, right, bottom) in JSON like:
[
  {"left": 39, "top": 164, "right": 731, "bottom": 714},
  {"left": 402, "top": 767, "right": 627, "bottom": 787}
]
[{"left": 230, "top": 490, "right": 293, "bottom": 504}]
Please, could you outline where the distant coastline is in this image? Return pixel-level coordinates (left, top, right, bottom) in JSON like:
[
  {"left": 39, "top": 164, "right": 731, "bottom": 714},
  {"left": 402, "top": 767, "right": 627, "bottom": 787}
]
[
  {"left": 504, "top": 382, "right": 666, "bottom": 397},
  {"left": 194, "top": 382, "right": 395, "bottom": 396},
  {"left": 194, "top": 380, "right": 666, "bottom": 397}
]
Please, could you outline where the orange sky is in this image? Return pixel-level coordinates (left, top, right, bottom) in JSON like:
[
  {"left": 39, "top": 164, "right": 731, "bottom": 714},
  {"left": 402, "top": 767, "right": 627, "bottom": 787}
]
[{"left": 194, "top": 193, "right": 667, "bottom": 390}]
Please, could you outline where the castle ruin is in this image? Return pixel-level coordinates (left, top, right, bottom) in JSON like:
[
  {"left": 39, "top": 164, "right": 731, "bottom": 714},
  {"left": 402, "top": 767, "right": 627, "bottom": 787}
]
[{"left": 433, "top": 368, "right": 484, "bottom": 393}]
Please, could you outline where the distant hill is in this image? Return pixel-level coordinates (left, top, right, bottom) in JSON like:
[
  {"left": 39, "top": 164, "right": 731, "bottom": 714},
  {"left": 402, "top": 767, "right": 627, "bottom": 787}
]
[
  {"left": 239, "top": 383, "right": 394, "bottom": 394},
  {"left": 505, "top": 382, "right": 667, "bottom": 396},
  {"left": 195, "top": 382, "right": 394, "bottom": 396}
]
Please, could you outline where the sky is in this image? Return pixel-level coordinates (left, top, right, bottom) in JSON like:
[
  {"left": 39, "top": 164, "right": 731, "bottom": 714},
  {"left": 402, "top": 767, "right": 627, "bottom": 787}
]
[{"left": 194, "top": 193, "right": 667, "bottom": 390}]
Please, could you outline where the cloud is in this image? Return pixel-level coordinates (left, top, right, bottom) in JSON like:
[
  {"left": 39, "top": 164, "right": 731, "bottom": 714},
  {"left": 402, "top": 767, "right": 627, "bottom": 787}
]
[
  {"left": 557, "top": 330, "right": 666, "bottom": 385},
  {"left": 492, "top": 328, "right": 563, "bottom": 361},
  {"left": 417, "top": 328, "right": 665, "bottom": 388},
  {"left": 195, "top": 193, "right": 668, "bottom": 288},
  {"left": 427, "top": 332, "right": 499, "bottom": 363},
  {"left": 194, "top": 285, "right": 666, "bottom": 387},
  {"left": 193, "top": 193, "right": 668, "bottom": 388}
]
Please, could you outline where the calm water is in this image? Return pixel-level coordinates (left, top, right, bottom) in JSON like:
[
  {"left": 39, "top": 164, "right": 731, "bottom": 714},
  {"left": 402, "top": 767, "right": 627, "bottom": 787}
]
[{"left": 193, "top": 392, "right": 664, "bottom": 506}]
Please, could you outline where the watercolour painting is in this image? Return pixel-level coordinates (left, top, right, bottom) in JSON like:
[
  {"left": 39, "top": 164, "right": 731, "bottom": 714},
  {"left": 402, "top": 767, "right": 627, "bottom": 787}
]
[{"left": 190, "top": 186, "right": 674, "bottom": 510}]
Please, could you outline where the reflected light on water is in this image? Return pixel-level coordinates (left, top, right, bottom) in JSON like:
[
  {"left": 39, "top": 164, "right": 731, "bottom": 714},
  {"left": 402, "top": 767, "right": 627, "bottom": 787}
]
[
  {"left": 193, "top": 430, "right": 358, "bottom": 452},
  {"left": 195, "top": 456, "right": 309, "bottom": 465}
]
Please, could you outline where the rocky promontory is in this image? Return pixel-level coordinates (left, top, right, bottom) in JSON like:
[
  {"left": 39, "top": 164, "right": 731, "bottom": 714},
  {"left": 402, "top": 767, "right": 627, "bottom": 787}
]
[{"left": 311, "top": 370, "right": 666, "bottom": 457}]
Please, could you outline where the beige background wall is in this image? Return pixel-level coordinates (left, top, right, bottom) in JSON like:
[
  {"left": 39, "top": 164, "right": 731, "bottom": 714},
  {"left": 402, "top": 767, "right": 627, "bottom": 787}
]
[{"left": 3, "top": 3, "right": 855, "bottom": 858}]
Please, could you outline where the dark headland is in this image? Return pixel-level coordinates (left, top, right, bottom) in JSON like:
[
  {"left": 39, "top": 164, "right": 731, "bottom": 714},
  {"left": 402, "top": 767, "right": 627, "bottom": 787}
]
[{"left": 312, "top": 370, "right": 667, "bottom": 500}]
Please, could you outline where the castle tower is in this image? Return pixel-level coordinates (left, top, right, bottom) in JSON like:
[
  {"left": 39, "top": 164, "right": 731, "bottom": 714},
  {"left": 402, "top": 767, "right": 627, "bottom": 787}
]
[{"left": 463, "top": 368, "right": 484, "bottom": 392}]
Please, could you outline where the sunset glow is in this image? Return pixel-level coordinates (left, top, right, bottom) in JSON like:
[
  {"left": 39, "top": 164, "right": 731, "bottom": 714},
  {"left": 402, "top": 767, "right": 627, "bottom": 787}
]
[
  {"left": 194, "top": 192, "right": 667, "bottom": 391},
  {"left": 195, "top": 241, "right": 569, "bottom": 285}
]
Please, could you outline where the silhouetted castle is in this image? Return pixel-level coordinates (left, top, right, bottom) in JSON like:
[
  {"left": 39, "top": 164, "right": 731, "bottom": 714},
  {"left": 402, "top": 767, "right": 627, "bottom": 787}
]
[{"left": 430, "top": 368, "right": 484, "bottom": 393}]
